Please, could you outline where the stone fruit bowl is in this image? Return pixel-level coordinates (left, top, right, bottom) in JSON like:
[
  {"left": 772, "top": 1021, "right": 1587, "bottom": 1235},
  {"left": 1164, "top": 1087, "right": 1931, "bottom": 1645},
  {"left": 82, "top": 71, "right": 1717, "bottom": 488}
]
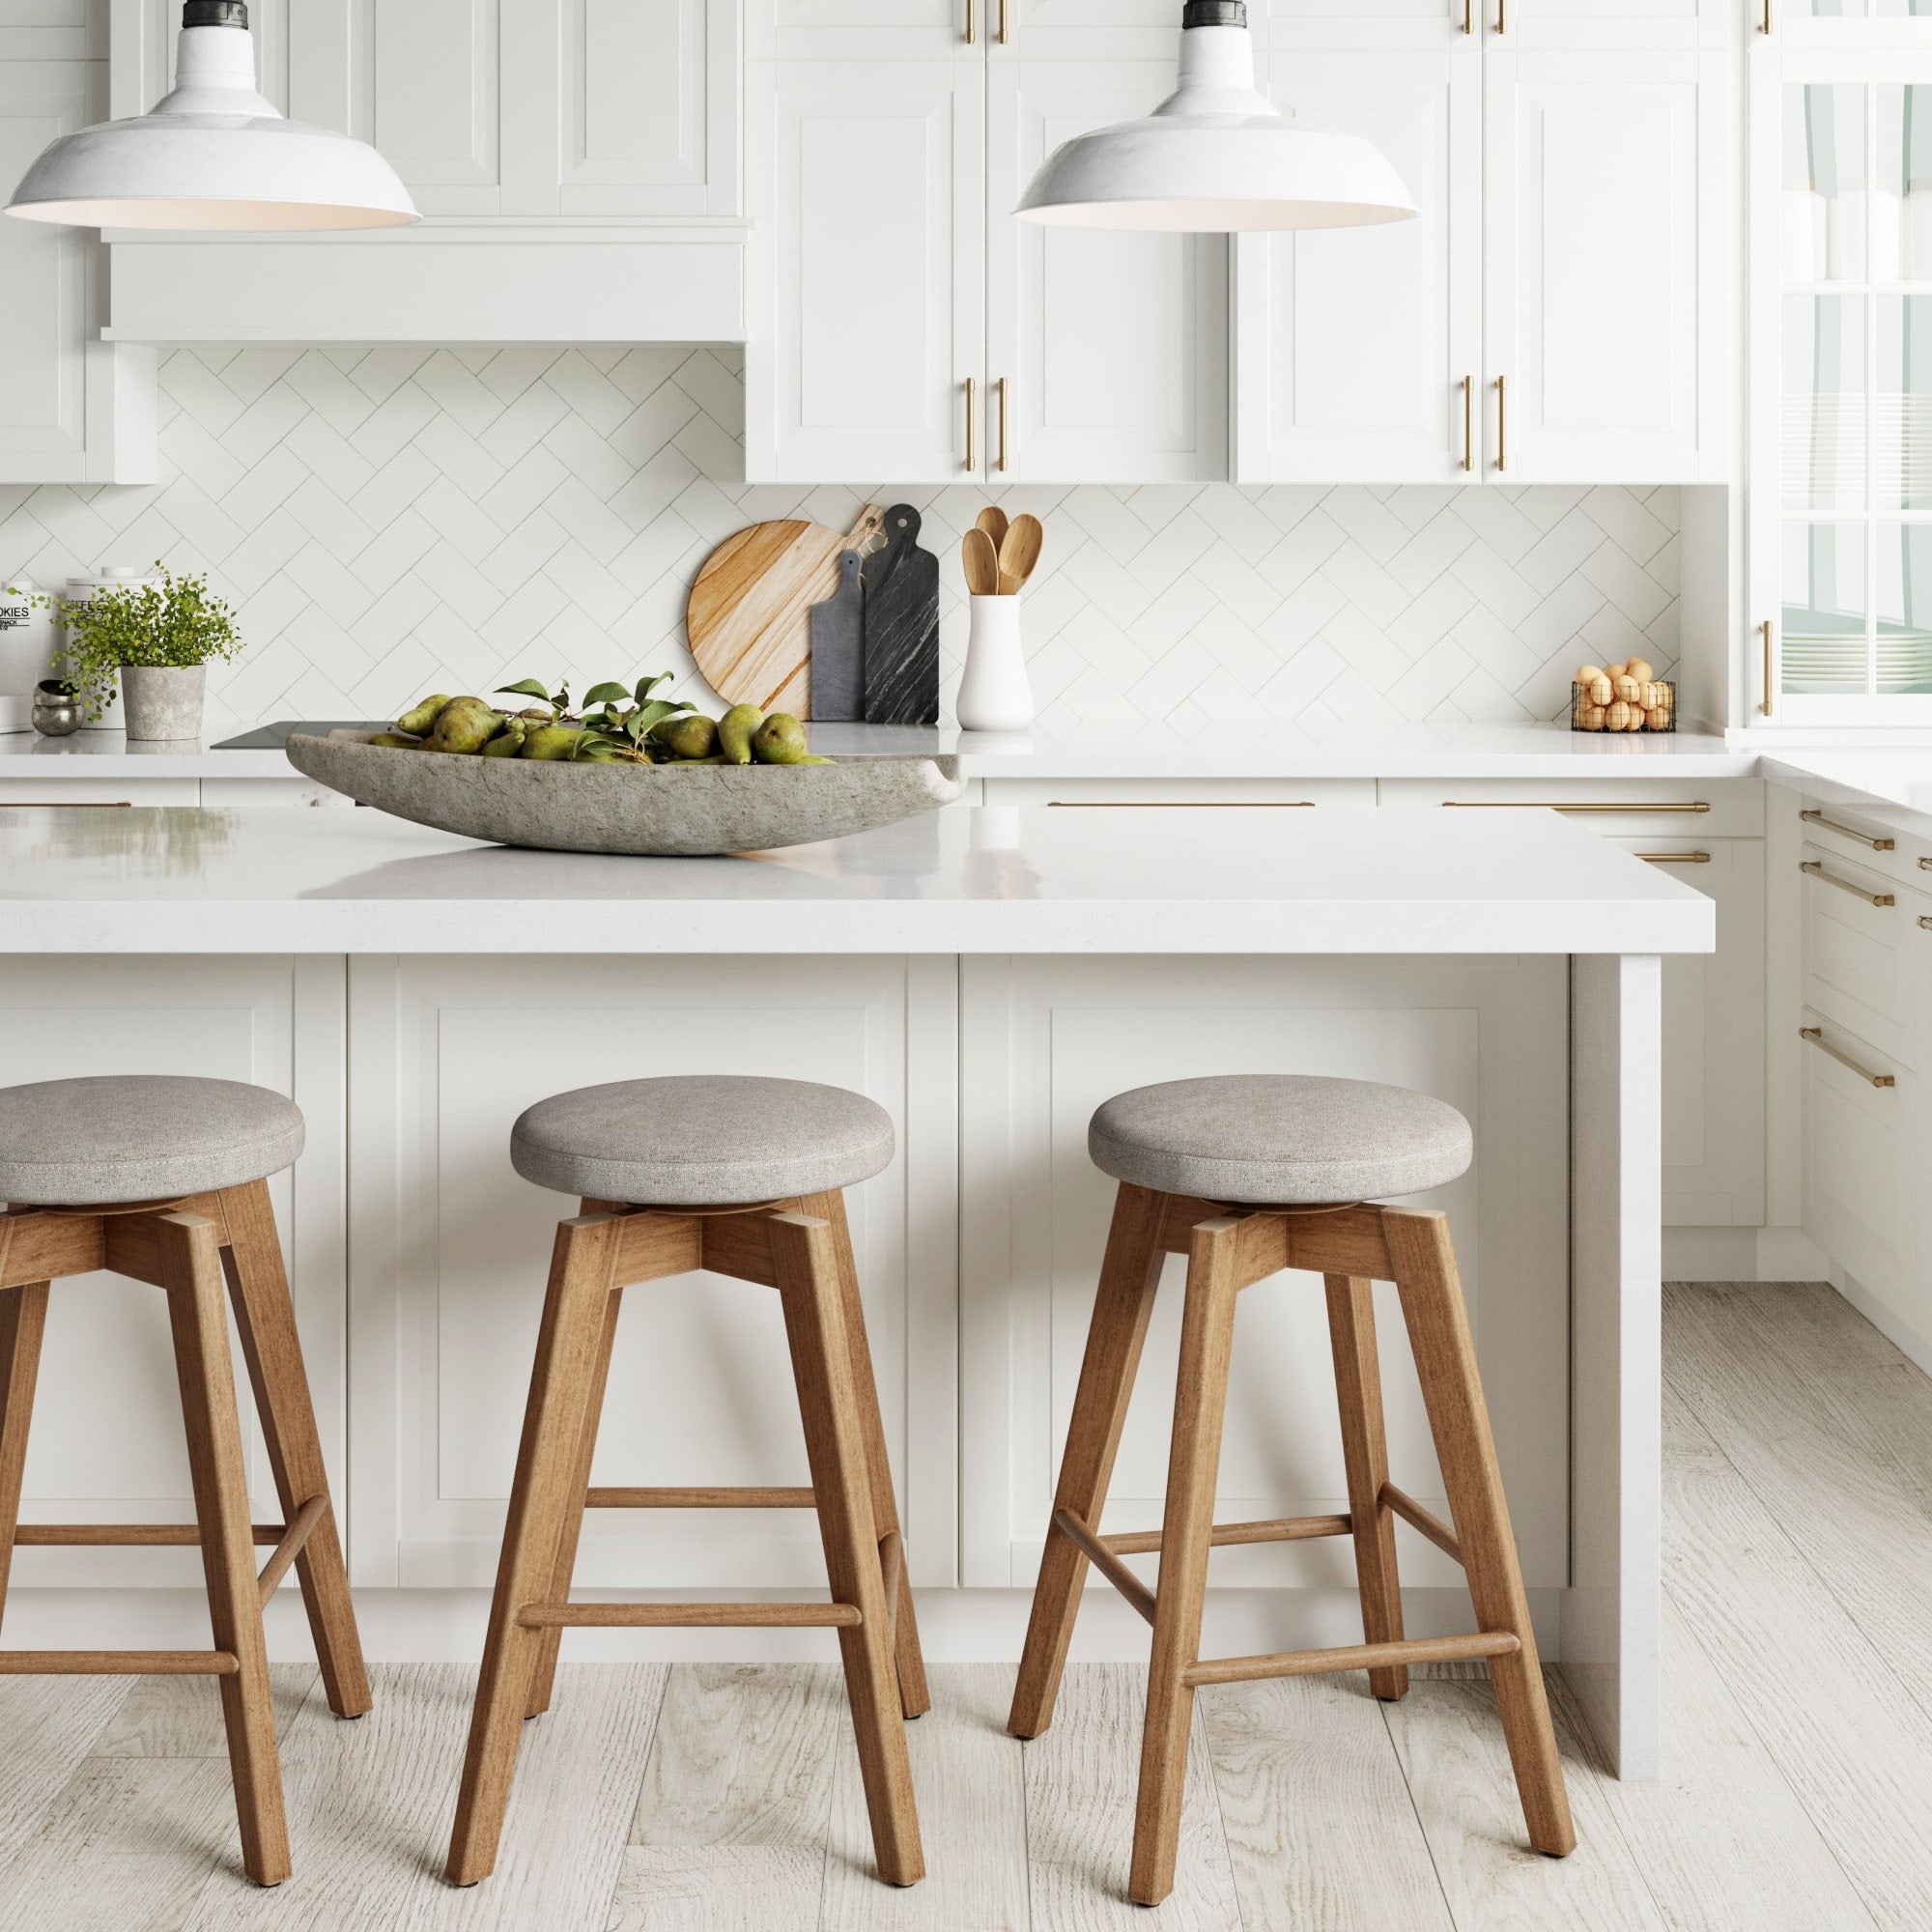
[{"left": 285, "top": 731, "right": 965, "bottom": 856}]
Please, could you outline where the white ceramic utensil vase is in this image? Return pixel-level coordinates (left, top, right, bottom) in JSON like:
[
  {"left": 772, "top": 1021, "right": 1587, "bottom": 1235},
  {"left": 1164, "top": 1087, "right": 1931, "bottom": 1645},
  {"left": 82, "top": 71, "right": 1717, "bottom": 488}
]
[{"left": 956, "top": 594, "right": 1034, "bottom": 732}]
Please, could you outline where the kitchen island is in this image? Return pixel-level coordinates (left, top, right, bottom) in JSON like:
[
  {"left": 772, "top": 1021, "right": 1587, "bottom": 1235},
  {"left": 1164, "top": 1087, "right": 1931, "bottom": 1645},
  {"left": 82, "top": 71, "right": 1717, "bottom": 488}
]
[{"left": 0, "top": 802, "right": 1711, "bottom": 1780}]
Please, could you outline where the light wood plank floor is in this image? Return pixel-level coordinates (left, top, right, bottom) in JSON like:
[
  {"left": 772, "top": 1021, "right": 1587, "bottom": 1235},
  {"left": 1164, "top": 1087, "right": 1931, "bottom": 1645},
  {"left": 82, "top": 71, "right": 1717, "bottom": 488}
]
[{"left": 0, "top": 1281, "right": 1923, "bottom": 1930}]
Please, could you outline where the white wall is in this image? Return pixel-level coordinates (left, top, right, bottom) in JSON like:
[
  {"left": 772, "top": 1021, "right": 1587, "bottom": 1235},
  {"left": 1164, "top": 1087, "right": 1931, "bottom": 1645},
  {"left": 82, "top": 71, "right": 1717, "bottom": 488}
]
[{"left": 0, "top": 342, "right": 1682, "bottom": 735}]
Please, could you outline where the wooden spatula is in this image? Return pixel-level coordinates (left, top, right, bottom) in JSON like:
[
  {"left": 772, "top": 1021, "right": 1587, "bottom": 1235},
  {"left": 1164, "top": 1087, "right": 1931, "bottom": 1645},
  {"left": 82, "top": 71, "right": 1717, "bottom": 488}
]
[
  {"left": 962, "top": 527, "right": 1000, "bottom": 596},
  {"left": 997, "top": 514, "right": 1043, "bottom": 595},
  {"left": 975, "top": 506, "right": 1009, "bottom": 554}
]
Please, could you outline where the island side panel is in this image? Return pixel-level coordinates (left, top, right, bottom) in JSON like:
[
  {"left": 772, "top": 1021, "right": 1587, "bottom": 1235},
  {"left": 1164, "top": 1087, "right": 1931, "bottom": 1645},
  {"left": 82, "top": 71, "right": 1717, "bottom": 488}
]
[
  {"left": 1565, "top": 951, "right": 1664, "bottom": 1781},
  {"left": 959, "top": 955, "right": 1570, "bottom": 1650}
]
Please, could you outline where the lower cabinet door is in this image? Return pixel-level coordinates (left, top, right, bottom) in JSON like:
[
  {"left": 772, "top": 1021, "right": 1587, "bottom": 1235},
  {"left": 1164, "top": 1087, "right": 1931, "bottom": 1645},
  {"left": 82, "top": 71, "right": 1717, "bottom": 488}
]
[
  {"left": 345, "top": 954, "right": 959, "bottom": 1590},
  {"left": 1609, "top": 838, "right": 1766, "bottom": 1227},
  {"left": 0, "top": 955, "right": 341, "bottom": 1585},
  {"left": 958, "top": 954, "right": 1570, "bottom": 1594}
]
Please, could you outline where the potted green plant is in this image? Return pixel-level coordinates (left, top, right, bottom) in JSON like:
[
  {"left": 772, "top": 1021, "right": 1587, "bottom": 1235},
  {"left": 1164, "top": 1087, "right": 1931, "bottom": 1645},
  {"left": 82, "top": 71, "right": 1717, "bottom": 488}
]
[{"left": 50, "top": 562, "right": 244, "bottom": 742}]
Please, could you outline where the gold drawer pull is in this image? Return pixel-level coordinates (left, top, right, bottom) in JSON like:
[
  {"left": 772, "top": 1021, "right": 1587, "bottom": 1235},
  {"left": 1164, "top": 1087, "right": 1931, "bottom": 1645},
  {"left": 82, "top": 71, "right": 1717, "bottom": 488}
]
[
  {"left": 964, "top": 375, "right": 976, "bottom": 473},
  {"left": 1920, "top": 916, "right": 1932, "bottom": 931},
  {"left": 1440, "top": 801, "right": 1711, "bottom": 813},
  {"left": 1801, "top": 860, "right": 1894, "bottom": 906},
  {"left": 1801, "top": 809, "right": 1894, "bottom": 851},
  {"left": 1639, "top": 852, "right": 1710, "bottom": 865},
  {"left": 1047, "top": 801, "right": 1317, "bottom": 810},
  {"left": 1801, "top": 1026, "right": 1895, "bottom": 1088}
]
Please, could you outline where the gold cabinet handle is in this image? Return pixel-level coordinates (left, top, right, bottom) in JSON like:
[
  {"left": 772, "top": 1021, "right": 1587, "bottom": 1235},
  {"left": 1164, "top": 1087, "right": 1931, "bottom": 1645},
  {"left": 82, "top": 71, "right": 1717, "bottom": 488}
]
[
  {"left": 965, "top": 0, "right": 975, "bottom": 42},
  {"left": 1461, "top": 375, "right": 1473, "bottom": 473},
  {"left": 1441, "top": 800, "right": 1712, "bottom": 813},
  {"left": 1496, "top": 0, "right": 1505, "bottom": 30},
  {"left": 1494, "top": 374, "right": 1507, "bottom": 472},
  {"left": 997, "top": 0, "right": 1009, "bottom": 42},
  {"left": 1920, "top": 856, "right": 1932, "bottom": 871},
  {"left": 1761, "top": 619, "right": 1775, "bottom": 717},
  {"left": 1639, "top": 852, "right": 1710, "bottom": 865},
  {"left": 1800, "top": 808, "right": 1894, "bottom": 851},
  {"left": 1462, "top": 0, "right": 1473, "bottom": 30},
  {"left": 1047, "top": 801, "right": 1317, "bottom": 810},
  {"left": 1801, "top": 860, "right": 1895, "bottom": 907},
  {"left": 1920, "top": 915, "right": 1932, "bottom": 930},
  {"left": 997, "top": 376, "right": 1009, "bottom": 474},
  {"left": 1761, "top": 0, "right": 1773, "bottom": 31},
  {"left": 964, "top": 376, "right": 977, "bottom": 473},
  {"left": 1801, "top": 1026, "right": 1895, "bottom": 1088}
]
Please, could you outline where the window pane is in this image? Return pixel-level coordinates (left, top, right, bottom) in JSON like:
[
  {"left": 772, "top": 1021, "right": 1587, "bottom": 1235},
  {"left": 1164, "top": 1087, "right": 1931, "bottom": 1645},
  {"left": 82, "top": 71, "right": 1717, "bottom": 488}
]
[
  {"left": 1878, "top": 297, "right": 1932, "bottom": 505},
  {"left": 1785, "top": 85, "right": 1866, "bottom": 282},
  {"left": 1877, "top": 525, "right": 1932, "bottom": 691},
  {"left": 1783, "top": 524, "right": 1868, "bottom": 695},
  {"left": 1804, "top": 0, "right": 1867, "bottom": 14},
  {"left": 1874, "top": 0, "right": 1932, "bottom": 15},
  {"left": 1876, "top": 86, "right": 1932, "bottom": 278},
  {"left": 1786, "top": 294, "right": 1868, "bottom": 510}
]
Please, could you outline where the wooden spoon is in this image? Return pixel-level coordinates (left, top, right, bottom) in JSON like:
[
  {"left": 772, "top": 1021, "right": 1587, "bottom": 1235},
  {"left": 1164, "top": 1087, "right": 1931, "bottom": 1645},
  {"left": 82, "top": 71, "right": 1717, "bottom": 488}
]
[
  {"left": 975, "top": 505, "right": 1009, "bottom": 554},
  {"left": 997, "top": 513, "right": 1043, "bottom": 595},
  {"left": 962, "top": 526, "right": 1001, "bottom": 597}
]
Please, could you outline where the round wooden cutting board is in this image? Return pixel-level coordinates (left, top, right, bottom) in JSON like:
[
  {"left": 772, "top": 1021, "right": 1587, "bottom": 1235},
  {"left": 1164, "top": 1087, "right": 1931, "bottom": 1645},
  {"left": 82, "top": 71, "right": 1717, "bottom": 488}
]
[{"left": 687, "top": 504, "right": 884, "bottom": 719}]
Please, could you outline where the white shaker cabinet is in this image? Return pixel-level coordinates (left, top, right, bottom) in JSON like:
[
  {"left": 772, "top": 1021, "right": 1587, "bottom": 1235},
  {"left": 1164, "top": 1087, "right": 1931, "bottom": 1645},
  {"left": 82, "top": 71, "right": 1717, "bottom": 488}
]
[{"left": 0, "top": 43, "right": 155, "bottom": 485}]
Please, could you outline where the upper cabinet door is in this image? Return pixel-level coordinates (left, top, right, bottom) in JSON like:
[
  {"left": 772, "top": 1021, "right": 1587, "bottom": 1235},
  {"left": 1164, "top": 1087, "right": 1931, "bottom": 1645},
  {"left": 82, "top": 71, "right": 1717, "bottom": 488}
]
[
  {"left": 985, "top": 59, "right": 1227, "bottom": 484},
  {"left": 1485, "top": 47, "right": 1725, "bottom": 482},
  {"left": 746, "top": 57, "right": 984, "bottom": 483},
  {"left": 1233, "top": 43, "right": 1480, "bottom": 483}
]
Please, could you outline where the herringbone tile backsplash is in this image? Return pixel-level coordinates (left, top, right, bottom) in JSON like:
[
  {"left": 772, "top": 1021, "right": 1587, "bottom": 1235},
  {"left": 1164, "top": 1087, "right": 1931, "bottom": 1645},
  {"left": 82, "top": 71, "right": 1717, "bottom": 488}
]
[{"left": 0, "top": 343, "right": 1679, "bottom": 736}]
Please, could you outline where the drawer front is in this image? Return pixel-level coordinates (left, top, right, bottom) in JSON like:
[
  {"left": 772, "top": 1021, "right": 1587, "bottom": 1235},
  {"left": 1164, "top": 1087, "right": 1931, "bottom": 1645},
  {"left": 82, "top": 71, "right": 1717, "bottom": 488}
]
[
  {"left": 1802, "top": 1009, "right": 1917, "bottom": 1309},
  {"left": 1379, "top": 777, "right": 1763, "bottom": 838},
  {"left": 0, "top": 778, "right": 199, "bottom": 807},
  {"left": 982, "top": 778, "right": 1377, "bottom": 809},
  {"left": 1801, "top": 843, "right": 1922, "bottom": 1069}
]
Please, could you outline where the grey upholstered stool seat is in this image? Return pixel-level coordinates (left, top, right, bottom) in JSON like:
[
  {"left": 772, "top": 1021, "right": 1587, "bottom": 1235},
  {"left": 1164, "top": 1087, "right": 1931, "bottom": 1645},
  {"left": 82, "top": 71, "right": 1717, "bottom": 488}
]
[
  {"left": 510, "top": 1074, "right": 895, "bottom": 1206},
  {"left": 0, "top": 1074, "right": 305, "bottom": 1206},
  {"left": 1089, "top": 1073, "right": 1472, "bottom": 1206}
]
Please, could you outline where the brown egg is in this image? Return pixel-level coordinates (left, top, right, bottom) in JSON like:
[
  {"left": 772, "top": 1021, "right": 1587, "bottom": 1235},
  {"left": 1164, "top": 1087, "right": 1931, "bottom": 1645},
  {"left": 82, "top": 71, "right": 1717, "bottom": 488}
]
[
  {"left": 1578, "top": 703, "right": 1607, "bottom": 730},
  {"left": 1655, "top": 682, "right": 1673, "bottom": 708},
  {"left": 1646, "top": 704, "right": 1670, "bottom": 729},
  {"left": 1637, "top": 680, "right": 1658, "bottom": 709},
  {"left": 1614, "top": 674, "right": 1640, "bottom": 703},
  {"left": 1625, "top": 657, "right": 1654, "bottom": 684},
  {"left": 1606, "top": 700, "right": 1633, "bottom": 731},
  {"left": 1575, "top": 663, "right": 1605, "bottom": 689},
  {"left": 1626, "top": 706, "right": 1648, "bottom": 731},
  {"left": 1589, "top": 676, "right": 1612, "bottom": 705},
  {"left": 1605, "top": 662, "right": 1628, "bottom": 680}
]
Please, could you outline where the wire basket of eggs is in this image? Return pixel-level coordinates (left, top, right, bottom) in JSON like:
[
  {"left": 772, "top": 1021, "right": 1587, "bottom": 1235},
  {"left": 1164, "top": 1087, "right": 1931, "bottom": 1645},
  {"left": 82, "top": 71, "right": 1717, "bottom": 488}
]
[{"left": 1571, "top": 660, "right": 1673, "bottom": 734}]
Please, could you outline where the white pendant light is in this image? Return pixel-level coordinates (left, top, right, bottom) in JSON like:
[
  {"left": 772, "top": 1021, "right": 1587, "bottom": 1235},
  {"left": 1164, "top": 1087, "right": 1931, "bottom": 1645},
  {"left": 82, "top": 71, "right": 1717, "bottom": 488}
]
[
  {"left": 5, "top": 1, "right": 417, "bottom": 233},
  {"left": 1017, "top": 1, "right": 1415, "bottom": 233}
]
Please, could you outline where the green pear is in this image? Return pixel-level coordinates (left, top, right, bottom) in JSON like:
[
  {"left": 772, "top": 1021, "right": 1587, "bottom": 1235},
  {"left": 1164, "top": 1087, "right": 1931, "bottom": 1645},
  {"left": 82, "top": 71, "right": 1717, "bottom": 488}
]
[
  {"left": 370, "top": 731, "right": 421, "bottom": 750},
  {"left": 717, "top": 703, "right": 762, "bottom": 765},
  {"left": 481, "top": 720, "right": 527, "bottom": 758},
  {"left": 396, "top": 693, "right": 452, "bottom": 736},
  {"left": 519, "top": 724, "right": 582, "bottom": 760},
  {"left": 650, "top": 713, "right": 718, "bottom": 761},
  {"left": 428, "top": 697, "right": 503, "bottom": 754},
  {"left": 752, "top": 713, "right": 809, "bottom": 765}
]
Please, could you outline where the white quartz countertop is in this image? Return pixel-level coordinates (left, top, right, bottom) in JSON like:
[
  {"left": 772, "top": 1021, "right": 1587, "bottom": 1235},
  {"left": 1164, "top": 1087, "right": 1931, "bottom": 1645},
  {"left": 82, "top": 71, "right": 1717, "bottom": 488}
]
[{"left": 0, "top": 804, "right": 1714, "bottom": 956}]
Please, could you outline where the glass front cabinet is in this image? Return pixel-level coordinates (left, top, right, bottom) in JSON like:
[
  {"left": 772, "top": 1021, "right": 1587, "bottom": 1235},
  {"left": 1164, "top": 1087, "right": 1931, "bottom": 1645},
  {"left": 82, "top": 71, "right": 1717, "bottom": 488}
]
[{"left": 1753, "top": 5, "right": 1932, "bottom": 722}]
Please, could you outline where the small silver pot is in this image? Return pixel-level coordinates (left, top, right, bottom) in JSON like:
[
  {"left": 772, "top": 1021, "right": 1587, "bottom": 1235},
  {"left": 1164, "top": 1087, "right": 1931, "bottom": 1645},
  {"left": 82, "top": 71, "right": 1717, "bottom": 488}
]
[
  {"left": 120, "top": 664, "right": 205, "bottom": 742},
  {"left": 31, "top": 680, "right": 83, "bottom": 737}
]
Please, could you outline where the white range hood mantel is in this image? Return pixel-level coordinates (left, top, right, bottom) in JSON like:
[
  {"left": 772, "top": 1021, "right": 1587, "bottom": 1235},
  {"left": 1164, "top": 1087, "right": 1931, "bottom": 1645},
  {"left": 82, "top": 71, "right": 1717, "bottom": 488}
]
[{"left": 104, "top": 217, "right": 751, "bottom": 344}]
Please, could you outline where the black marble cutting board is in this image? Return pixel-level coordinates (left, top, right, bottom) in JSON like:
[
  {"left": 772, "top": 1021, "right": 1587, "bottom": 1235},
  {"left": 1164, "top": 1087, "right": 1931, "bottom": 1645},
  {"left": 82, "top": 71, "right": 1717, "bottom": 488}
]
[{"left": 862, "top": 504, "right": 939, "bottom": 726}]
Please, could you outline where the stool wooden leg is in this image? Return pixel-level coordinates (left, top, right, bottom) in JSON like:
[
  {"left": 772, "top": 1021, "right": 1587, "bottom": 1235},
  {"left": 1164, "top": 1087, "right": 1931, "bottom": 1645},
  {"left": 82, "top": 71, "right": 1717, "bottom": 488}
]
[
  {"left": 525, "top": 1280, "right": 623, "bottom": 1719},
  {"left": 802, "top": 1188, "right": 929, "bottom": 1720},
  {"left": 0, "top": 1282, "right": 48, "bottom": 1632},
  {"left": 770, "top": 1210, "right": 923, "bottom": 1889},
  {"left": 217, "top": 1181, "right": 371, "bottom": 1721},
  {"left": 1324, "top": 1272, "right": 1408, "bottom": 1701},
  {"left": 1382, "top": 1208, "right": 1577, "bottom": 1859},
  {"left": 446, "top": 1214, "right": 624, "bottom": 1888},
  {"left": 1131, "top": 1215, "right": 1243, "bottom": 1909},
  {"left": 159, "top": 1212, "right": 291, "bottom": 1889},
  {"left": 1009, "top": 1180, "right": 1167, "bottom": 1741}
]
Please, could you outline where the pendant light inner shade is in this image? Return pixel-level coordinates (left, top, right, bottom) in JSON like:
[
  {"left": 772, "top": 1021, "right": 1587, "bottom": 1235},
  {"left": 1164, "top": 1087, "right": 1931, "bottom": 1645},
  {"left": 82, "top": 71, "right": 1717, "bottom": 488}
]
[
  {"left": 5, "top": 2, "right": 418, "bottom": 232},
  {"left": 1016, "top": 2, "right": 1415, "bottom": 233}
]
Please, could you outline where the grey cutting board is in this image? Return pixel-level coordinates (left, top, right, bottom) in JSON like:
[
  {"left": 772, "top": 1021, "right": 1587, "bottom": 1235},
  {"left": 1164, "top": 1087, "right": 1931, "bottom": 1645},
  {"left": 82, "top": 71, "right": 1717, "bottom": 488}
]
[
  {"left": 862, "top": 504, "right": 939, "bottom": 726},
  {"left": 808, "top": 549, "right": 866, "bottom": 722}
]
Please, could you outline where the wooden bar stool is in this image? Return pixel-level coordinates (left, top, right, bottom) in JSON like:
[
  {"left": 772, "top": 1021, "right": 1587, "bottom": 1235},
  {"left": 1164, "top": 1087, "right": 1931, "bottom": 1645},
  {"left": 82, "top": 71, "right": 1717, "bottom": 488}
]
[
  {"left": 446, "top": 1074, "right": 927, "bottom": 1890},
  {"left": 0, "top": 1074, "right": 369, "bottom": 1889},
  {"left": 1009, "top": 1073, "right": 1576, "bottom": 1906}
]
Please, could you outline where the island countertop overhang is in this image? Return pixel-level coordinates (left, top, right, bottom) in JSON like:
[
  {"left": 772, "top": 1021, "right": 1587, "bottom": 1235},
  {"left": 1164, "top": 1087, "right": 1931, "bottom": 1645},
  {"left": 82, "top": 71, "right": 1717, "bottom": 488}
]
[{"left": 0, "top": 805, "right": 1716, "bottom": 956}]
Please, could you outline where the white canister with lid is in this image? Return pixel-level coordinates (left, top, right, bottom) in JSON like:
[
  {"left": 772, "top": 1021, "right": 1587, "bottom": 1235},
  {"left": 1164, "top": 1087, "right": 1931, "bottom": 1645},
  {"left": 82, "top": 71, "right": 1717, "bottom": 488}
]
[
  {"left": 59, "top": 565, "right": 159, "bottom": 731},
  {"left": 0, "top": 575, "right": 55, "bottom": 733}
]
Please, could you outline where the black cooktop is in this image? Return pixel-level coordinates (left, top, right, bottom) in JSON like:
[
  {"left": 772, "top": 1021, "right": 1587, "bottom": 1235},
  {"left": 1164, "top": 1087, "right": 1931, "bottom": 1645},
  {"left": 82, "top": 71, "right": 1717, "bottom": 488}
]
[{"left": 211, "top": 720, "right": 387, "bottom": 750}]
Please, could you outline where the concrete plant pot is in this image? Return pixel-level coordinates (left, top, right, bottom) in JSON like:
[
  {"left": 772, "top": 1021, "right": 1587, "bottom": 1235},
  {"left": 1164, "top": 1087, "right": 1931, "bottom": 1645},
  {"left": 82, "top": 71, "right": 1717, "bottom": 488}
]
[{"left": 120, "top": 665, "right": 205, "bottom": 742}]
